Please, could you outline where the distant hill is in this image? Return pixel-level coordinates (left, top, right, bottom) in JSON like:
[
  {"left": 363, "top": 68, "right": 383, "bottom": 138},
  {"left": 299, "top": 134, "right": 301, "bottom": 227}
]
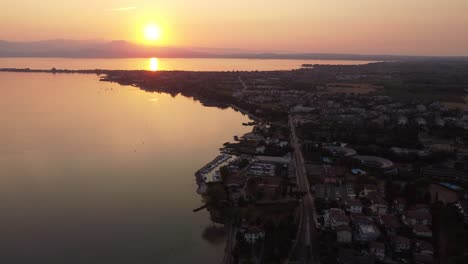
[
  {"left": 1, "top": 39, "right": 468, "bottom": 61},
  {"left": 0, "top": 39, "right": 209, "bottom": 58}
]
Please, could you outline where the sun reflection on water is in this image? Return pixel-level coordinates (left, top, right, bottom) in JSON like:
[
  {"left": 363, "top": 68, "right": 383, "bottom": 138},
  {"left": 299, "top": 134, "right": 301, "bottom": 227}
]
[{"left": 149, "top": 58, "right": 159, "bottom": 71}]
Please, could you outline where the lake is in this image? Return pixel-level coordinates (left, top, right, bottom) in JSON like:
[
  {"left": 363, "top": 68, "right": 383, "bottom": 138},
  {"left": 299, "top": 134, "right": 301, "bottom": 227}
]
[
  {"left": 0, "top": 57, "right": 374, "bottom": 71},
  {"left": 0, "top": 72, "right": 252, "bottom": 263}
]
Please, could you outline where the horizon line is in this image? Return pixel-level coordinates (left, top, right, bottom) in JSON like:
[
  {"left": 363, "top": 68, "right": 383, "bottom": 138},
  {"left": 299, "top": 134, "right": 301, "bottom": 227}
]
[{"left": 1, "top": 39, "right": 468, "bottom": 58}]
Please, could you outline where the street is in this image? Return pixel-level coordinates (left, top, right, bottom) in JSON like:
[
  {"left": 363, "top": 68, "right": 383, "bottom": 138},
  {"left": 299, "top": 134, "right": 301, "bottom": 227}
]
[{"left": 289, "top": 115, "right": 320, "bottom": 264}]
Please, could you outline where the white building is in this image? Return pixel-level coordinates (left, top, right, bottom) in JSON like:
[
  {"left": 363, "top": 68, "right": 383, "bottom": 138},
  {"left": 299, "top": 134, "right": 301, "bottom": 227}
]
[
  {"left": 244, "top": 228, "right": 265, "bottom": 244},
  {"left": 356, "top": 224, "right": 380, "bottom": 242}
]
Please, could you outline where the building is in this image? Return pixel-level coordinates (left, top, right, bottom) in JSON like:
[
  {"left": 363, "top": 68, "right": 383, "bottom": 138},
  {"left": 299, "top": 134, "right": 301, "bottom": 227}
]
[
  {"left": 413, "top": 240, "right": 435, "bottom": 264},
  {"left": 370, "top": 241, "right": 385, "bottom": 261},
  {"left": 322, "top": 146, "right": 357, "bottom": 158},
  {"left": 403, "top": 210, "right": 432, "bottom": 227},
  {"left": 247, "top": 162, "right": 276, "bottom": 177},
  {"left": 413, "top": 225, "right": 432, "bottom": 238},
  {"left": 455, "top": 200, "right": 468, "bottom": 223},
  {"left": 379, "top": 214, "right": 402, "bottom": 235},
  {"left": 244, "top": 227, "right": 265, "bottom": 244},
  {"left": 359, "top": 184, "right": 378, "bottom": 197},
  {"left": 345, "top": 184, "right": 357, "bottom": 198},
  {"left": 336, "top": 226, "right": 352, "bottom": 243},
  {"left": 421, "top": 167, "right": 468, "bottom": 184},
  {"left": 390, "top": 147, "right": 429, "bottom": 157},
  {"left": 392, "top": 236, "right": 411, "bottom": 253},
  {"left": 255, "top": 145, "right": 266, "bottom": 154},
  {"left": 324, "top": 208, "right": 349, "bottom": 229},
  {"left": 413, "top": 240, "right": 434, "bottom": 256},
  {"left": 370, "top": 197, "right": 388, "bottom": 215},
  {"left": 393, "top": 197, "right": 407, "bottom": 214},
  {"left": 338, "top": 248, "right": 376, "bottom": 264},
  {"left": 352, "top": 155, "right": 398, "bottom": 175},
  {"left": 255, "top": 155, "right": 291, "bottom": 165},
  {"left": 413, "top": 254, "right": 435, "bottom": 264},
  {"left": 355, "top": 224, "right": 381, "bottom": 242},
  {"left": 345, "top": 198, "right": 363, "bottom": 214},
  {"left": 409, "top": 203, "right": 430, "bottom": 213},
  {"left": 313, "top": 184, "right": 348, "bottom": 200}
]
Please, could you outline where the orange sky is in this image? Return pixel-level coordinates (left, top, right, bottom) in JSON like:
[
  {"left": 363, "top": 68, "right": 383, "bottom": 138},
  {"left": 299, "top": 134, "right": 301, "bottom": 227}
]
[{"left": 1, "top": 0, "right": 468, "bottom": 56}]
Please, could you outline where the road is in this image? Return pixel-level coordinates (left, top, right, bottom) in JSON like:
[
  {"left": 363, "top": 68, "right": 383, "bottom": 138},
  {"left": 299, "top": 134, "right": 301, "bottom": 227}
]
[
  {"left": 289, "top": 115, "right": 319, "bottom": 264},
  {"left": 222, "top": 220, "right": 235, "bottom": 264},
  {"left": 238, "top": 76, "right": 248, "bottom": 90}
]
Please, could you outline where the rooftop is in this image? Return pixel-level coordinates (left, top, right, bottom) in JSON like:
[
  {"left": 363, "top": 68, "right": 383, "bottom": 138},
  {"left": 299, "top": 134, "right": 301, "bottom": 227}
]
[
  {"left": 359, "top": 224, "right": 378, "bottom": 235},
  {"left": 407, "top": 210, "right": 431, "bottom": 221},
  {"left": 379, "top": 214, "right": 402, "bottom": 229},
  {"left": 323, "top": 146, "right": 357, "bottom": 157},
  {"left": 353, "top": 155, "right": 395, "bottom": 169}
]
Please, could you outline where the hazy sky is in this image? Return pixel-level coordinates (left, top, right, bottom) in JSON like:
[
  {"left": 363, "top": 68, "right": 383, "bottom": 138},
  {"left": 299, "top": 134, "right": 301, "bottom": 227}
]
[{"left": 1, "top": 0, "right": 468, "bottom": 56}]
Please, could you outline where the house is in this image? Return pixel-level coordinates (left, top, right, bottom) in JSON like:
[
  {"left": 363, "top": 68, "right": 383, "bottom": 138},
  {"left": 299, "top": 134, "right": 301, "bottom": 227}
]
[
  {"left": 429, "top": 184, "right": 459, "bottom": 204},
  {"left": 337, "top": 248, "right": 375, "bottom": 264},
  {"left": 369, "top": 241, "right": 385, "bottom": 261},
  {"left": 244, "top": 227, "right": 265, "bottom": 244},
  {"left": 455, "top": 200, "right": 468, "bottom": 223},
  {"left": 379, "top": 214, "right": 402, "bottom": 235},
  {"left": 370, "top": 197, "right": 388, "bottom": 215},
  {"left": 336, "top": 225, "right": 352, "bottom": 243},
  {"left": 359, "top": 184, "right": 378, "bottom": 197},
  {"left": 393, "top": 198, "right": 407, "bottom": 214},
  {"left": 345, "top": 198, "right": 363, "bottom": 214},
  {"left": 409, "top": 203, "right": 430, "bottom": 213},
  {"left": 255, "top": 145, "right": 266, "bottom": 154},
  {"left": 355, "top": 224, "right": 381, "bottom": 242},
  {"left": 345, "top": 184, "right": 357, "bottom": 198},
  {"left": 324, "top": 208, "right": 349, "bottom": 229},
  {"left": 242, "top": 132, "right": 264, "bottom": 141},
  {"left": 403, "top": 210, "right": 432, "bottom": 227},
  {"left": 392, "top": 236, "right": 411, "bottom": 253},
  {"left": 413, "top": 254, "right": 435, "bottom": 264},
  {"left": 413, "top": 225, "right": 432, "bottom": 238},
  {"left": 413, "top": 240, "right": 435, "bottom": 263},
  {"left": 414, "top": 239, "right": 434, "bottom": 256},
  {"left": 313, "top": 184, "right": 343, "bottom": 200}
]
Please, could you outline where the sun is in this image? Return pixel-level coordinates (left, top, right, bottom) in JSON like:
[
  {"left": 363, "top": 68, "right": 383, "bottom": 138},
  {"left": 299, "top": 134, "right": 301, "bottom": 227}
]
[{"left": 144, "top": 24, "right": 162, "bottom": 42}]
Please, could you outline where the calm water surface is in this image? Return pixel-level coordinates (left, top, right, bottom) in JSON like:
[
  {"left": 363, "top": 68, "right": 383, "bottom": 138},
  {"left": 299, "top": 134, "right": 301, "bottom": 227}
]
[
  {"left": 0, "top": 57, "right": 374, "bottom": 71},
  {"left": 0, "top": 72, "right": 251, "bottom": 263}
]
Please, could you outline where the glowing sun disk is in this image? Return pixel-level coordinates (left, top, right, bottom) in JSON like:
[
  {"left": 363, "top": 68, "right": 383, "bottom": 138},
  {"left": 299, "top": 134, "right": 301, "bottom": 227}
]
[{"left": 144, "top": 24, "right": 162, "bottom": 42}]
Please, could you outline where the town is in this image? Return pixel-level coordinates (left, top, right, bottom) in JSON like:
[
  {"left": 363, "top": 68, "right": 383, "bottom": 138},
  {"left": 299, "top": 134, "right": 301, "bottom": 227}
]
[
  {"left": 88, "top": 61, "right": 468, "bottom": 264},
  {"left": 4, "top": 61, "right": 468, "bottom": 264}
]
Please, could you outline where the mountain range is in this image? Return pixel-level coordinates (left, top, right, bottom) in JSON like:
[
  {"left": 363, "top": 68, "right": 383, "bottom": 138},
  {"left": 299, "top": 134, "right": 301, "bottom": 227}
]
[{"left": 1, "top": 39, "right": 467, "bottom": 61}]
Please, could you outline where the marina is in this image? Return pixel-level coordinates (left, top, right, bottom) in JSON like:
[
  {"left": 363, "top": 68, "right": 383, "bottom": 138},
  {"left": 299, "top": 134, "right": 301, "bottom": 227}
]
[{"left": 195, "top": 154, "right": 233, "bottom": 183}]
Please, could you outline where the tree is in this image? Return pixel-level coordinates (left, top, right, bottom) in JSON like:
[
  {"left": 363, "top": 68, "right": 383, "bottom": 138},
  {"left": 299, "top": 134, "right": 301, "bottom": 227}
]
[
  {"left": 255, "top": 189, "right": 264, "bottom": 200},
  {"left": 238, "top": 159, "right": 250, "bottom": 170},
  {"left": 219, "top": 165, "right": 230, "bottom": 182}
]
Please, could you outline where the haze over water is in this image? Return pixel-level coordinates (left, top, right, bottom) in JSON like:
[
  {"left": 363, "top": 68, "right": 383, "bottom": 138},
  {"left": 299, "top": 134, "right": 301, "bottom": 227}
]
[
  {"left": 0, "top": 58, "right": 374, "bottom": 71},
  {"left": 0, "top": 72, "right": 251, "bottom": 263}
]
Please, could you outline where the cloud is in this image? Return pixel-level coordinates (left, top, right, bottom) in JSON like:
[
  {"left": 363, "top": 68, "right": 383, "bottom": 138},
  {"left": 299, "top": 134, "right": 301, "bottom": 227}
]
[{"left": 111, "top": 7, "right": 137, "bottom": 11}]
